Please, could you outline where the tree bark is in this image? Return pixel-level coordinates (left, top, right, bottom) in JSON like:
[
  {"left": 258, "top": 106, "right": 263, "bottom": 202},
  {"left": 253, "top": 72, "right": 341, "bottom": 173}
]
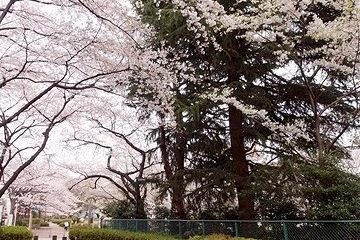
[
  {"left": 227, "top": 58, "right": 255, "bottom": 220},
  {"left": 134, "top": 190, "right": 146, "bottom": 219},
  {"left": 159, "top": 118, "right": 187, "bottom": 219},
  {"left": 172, "top": 131, "right": 187, "bottom": 219},
  {"left": 229, "top": 105, "right": 255, "bottom": 220}
]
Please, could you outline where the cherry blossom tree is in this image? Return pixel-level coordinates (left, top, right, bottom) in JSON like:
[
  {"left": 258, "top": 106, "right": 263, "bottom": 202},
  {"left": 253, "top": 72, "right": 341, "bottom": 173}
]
[
  {"left": 2, "top": 0, "right": 360, "bottom": 223},
  {"left": 7, "top": 161, "right": 80, "bottom": 225},
  {"left": 64, "top": 92, "right": 160, "bottom": 219},
  {"left": 0, "top": 0, "right": 176, "bottom": 200}
]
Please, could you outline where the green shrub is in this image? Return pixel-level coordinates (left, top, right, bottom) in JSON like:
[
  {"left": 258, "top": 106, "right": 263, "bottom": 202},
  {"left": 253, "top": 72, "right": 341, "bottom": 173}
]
[
  {"left": 15, "top": 219, "right": 28, "bottom": 226},
  {"left": 69, "top": 227, "right": 179, "bottom": 240},
  {"left": 33, "top": 218, "right": 50, "bottom": 228},
  {"left": 0, "top": 226, "right": 32, "bottom": 240},
  {"left": 52, "top": 219, "right": 71, "bottom": 227},
  {"left": 32, "top": 218, "right": 41, "bottom": 225},
  {"left": 16, "top": 218, "right": 49, "bottom": 228},
  {"left": 69, "top": 228, "right": 259, "bottom": 240},
  {"left": 40, "top": 222, "right": 49, "bottom": 227}
]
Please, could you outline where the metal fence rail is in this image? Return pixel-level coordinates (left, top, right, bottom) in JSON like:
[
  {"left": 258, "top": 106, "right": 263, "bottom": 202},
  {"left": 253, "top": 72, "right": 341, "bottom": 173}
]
[{"left": 102, "top": 219, "right": 360, "bottom": 239}]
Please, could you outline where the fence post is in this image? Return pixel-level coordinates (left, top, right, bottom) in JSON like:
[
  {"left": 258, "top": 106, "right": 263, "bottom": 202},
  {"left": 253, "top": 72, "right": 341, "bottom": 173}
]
[
  {"left": 178, "top": 221, "right": 181, "bottom": 236},
  {"left": 161, "top": 220, "right": 165, "bottom": 233},
  {"left": 234, "top": 221, "right": 239, "bottom": 237},
  {"left": 136, "top": 220, "right": 138, "bottom": 231},
  {"left": 282, "top": 222, "right": 289, "bottom": 240},
  {"left": 202, "top": 221, "right": 205, "bottom": 235}
]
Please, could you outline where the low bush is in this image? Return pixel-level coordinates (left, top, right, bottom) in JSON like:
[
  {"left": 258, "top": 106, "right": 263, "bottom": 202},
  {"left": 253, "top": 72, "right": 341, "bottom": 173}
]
[
  {"left": 40, "top": 221, "right": 49, "bottom": 227},
  {"left": 32, "top": 218, "right": 41, "bottom": 228},
  {"left": 17, "top": 218, "right": 41, "bottom": 225},
  {"left": 15, "top": 219, "right": 28, "bottom": 226},
  {"left": 16, "top": 218, "right": 49, "bottom": 228},
  {"left": 52, "top": 218, "right": 71, "bottom": 227},
  {"left": 69, "top": 227, "right": 178, "bottom": 240},
  {"left": 190, "top": 235, "right": 258, "bottom": 240},
  {"left": 0, "top": 226, "right": 32, "bottom": 240}
]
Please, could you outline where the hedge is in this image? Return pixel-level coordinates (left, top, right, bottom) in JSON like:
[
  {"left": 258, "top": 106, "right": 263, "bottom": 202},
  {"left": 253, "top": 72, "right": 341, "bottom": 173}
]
[
  {"left": 16, "top": 218, "right": 49, "bottom": 228},
  {"left": 15, "top": 219, "right": 28, "bottom": 226},
  {"left": 52, "top": 218, "right": 72, "bottom": 227},
  {"left": 190, "top": 234, "right": 258, "bottom": 240},
  {"left": 40, "top": 221, "right": 50, "bottom": 227},
  {"left": 69, "top": 228, "right": 259, "bottom": 240},
  {"left": 0, "top": 226, "right": 33, "bottom": 240},
  {"left": 69, "top": 227, "right": 179, "bottom": 240}
]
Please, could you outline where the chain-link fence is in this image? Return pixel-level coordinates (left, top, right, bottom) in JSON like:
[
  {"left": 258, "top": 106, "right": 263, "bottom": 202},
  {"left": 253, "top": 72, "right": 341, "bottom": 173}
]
[{"left": 102, "top": 219, "right": 360, "bottom": 239}]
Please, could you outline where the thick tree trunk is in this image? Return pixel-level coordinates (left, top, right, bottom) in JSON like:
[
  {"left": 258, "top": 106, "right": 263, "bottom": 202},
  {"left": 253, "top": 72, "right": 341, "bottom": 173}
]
[
  {"left": 159, "top": 124, "right": 172, "bottom": 180},
  {"left": 134, "top": 186, "right": 146, "bottom": 219},
  {"left": 171, "top": 185, "right": 187, "bottom": 219},
  {"left": 227, "top": 58, "right": 255, "bottom": 220},
  {"left": 135, "top": 198, "right": 146, "bottom": 219},
  {"left": 172, "top": 132, "right": 187, "bottom": 219},
  {"left": 229, "top": 105, "right": 255, "bottom": 220},
  {"left": 159, "top": 121, "right": 187, "bottom": 219}
]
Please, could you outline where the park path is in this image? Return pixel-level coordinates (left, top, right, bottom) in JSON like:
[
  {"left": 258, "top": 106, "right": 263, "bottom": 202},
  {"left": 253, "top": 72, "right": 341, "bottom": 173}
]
[{"left": 32, "top": 222, "right": 69, "bottom": 240}]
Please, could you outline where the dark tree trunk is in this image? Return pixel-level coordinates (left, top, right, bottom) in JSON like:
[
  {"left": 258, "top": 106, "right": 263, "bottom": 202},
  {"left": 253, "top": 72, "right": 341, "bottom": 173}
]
[
  {"left": 159, "top": 124, "right": 172, "bottom": 180},
  {"left": 135, "top": 199, "right": 146, "bottom": 219},
  {"left": 134, "top": 185, "right": 146, "bottom": 219},
  {"left": 229, "top": 105, "right": 255, "bottom": 220},
  {"left": 172, "top": 132, "right": 187, "bottom": 219},
  {"left": 227, "top": 56, "right": 255, "bottom": 220},
  {"left": 159, "top": 118, "right": 187, "bottom": 219}
]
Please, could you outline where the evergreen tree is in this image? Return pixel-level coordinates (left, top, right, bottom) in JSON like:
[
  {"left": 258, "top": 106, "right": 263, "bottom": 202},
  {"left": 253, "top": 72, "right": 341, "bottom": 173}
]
[{"left": 132, "top": 0, "right": 360, "bottom": 220}]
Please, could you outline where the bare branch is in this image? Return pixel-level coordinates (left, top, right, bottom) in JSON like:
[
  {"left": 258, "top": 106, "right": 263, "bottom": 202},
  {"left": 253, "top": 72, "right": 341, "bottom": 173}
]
[
  {"left": 77, "top": 0, "right": 141, "bottom": 49},
  {"left": 69, "top": 174, "right": 135, "bottom": 204},
  {"left": 0, "top": 0, "right": 16, "bottom": 25}
]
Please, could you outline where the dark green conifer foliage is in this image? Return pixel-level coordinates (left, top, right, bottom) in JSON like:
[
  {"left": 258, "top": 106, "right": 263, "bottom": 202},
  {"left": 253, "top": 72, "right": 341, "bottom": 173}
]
[{"left": 131, "top": 0, "right": 360, "bottom": 220}]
